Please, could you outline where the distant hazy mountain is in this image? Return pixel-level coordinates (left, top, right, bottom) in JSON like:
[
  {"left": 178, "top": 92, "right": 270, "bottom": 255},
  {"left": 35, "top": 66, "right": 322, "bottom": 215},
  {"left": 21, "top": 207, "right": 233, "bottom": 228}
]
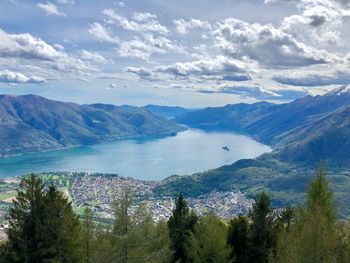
[
  {"left": 143, "top": 105, "right": 192, "bottom": 118},
  {"left": 175, "top": 101, "right": 274, "bottom": 133},
  {"left": 176, "top": 86, "right": 350, "bottom": 145},
  {"left": 0, "top": 95, "right": 185, "bottom": 156},
  {"left": 92, "top": 104, "right": 191, "bottom": 119}
]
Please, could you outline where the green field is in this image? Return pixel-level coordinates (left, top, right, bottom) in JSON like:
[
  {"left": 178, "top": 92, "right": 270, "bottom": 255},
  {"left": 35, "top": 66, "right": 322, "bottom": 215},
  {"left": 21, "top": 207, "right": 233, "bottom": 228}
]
[{"left": 0, "top": 190, "right": 17, "bottom": 202}]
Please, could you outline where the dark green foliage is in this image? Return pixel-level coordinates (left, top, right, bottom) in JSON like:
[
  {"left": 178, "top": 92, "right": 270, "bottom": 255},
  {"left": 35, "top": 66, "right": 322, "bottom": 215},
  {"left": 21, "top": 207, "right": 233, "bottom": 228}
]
[
  {"left": 2, "top": 166, "right": 350, "bottom": 263},
  {"left": 275, "top": 165, "right": 345, "bottom": 263},
  {"left": 228, "top": 216, "right": 251, "bottom": 263},
  {"left": 278, "top": 204, "right": 294, "bottom": 232},
  {"left": 168, "top": 193, "right": 197, "bottom": 263},
  {"left": 3, "top": 174, "right": 82, "bottom": 263},
  {"left": 38, "top": 184, "right": 82, "bottom": 262},
  {"left": 5, "top": 174, "right": 46, "bottom": 262},
  {"left": 89, "top": 190, "right": 171, "bottom": 263},
  {"left": 249, "top": 192, "right": 276, "bottom": 263},
  {"left": 81, "top": 208, "right": 94, "bottom": 263},
  {"left": 186, "top": 213, "right": 230, "bottom": 263}
]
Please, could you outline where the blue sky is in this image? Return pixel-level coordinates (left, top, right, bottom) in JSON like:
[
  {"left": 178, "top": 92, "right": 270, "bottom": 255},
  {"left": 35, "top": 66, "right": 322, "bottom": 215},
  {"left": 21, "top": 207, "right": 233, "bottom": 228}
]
[{"left": 0, "top": 0, "right": 350, "bottom": 107}]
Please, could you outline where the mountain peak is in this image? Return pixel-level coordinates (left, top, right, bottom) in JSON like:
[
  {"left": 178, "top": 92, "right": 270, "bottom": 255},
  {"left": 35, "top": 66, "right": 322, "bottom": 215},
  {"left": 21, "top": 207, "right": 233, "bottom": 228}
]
[{"left": 328, "top": 85, "right": 350, "bottom": 96}]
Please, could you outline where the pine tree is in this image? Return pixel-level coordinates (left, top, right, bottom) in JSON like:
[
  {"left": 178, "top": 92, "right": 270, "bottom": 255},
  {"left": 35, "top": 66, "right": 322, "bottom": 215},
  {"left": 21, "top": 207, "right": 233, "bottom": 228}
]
[
  {"left": 228, "top": 215, "right": 251, "bottom": 263},
  {"left": 249, "top": 192, "right": 276, "bottom": 263},
  {"left": 108, "top": 189, "right": 170, "bottom": 262},
  {"left": 275, "top": 164, "right": 339, "bottom": 263},
  {"left": 82, "top": 207, "right": 95, "bottom": 263},
  {"left": 278, "top": 204, "right": 294, "bottom": 232},
  {"left": 5, "top": 174, "right": 46, "bottom": 263},
  {"left": 168, "top": 193, "right": 197, "bottom": 263},
  {"left": 38, "top": 184, "right": 82, "bottom": 262},
  {"left": 186, "top": 213, "right": 230, "bottom": 263},
  {"left": 4, "top": 175, "right": 82, "bottom": 262},
  {"left": 111, "top": 189, "right": 134, "bottom": 263},
  {"left": 134, "top": 215, "right": 171, "bottom": 263}
]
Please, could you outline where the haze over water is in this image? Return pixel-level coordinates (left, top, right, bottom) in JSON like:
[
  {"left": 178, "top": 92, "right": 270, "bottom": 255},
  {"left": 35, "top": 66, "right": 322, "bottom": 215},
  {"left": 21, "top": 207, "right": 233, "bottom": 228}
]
[{"left": 0, "top": 129, "right": 271, "bottom": 181}]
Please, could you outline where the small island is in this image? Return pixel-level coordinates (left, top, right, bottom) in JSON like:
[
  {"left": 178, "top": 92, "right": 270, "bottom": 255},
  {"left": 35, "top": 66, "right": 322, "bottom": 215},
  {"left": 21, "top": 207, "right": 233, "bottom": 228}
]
[{"left": 222, "top": 146, "right": 230, "bottom": 151}]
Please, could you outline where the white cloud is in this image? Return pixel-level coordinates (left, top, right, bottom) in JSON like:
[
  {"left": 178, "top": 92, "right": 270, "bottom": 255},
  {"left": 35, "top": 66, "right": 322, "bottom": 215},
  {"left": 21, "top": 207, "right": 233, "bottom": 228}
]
[
  {"left": 0, "top": 28, "right": 62, "bottom": 61},
  {"left": 56, "top": 0, "right": 74, "bottom": 4},
  {"left": 0, "top": 70, "right": 45, "bottom": 83},
  {"left": 117, "top": 34, "right": 185, "bottom": 60},
  {"left": 346, "top": 52, "right": 350, "bottom": 61},
  {"left": 80, "top": 50, "right": 109, "bottom": 64},
  {"left": 273, "top": 68, "right": 350, "bottom": 86},
  {"left": 88, "top": 23, "right": 119, "bottom": 44},
  {"left": 0, "top": 28, "right": 98, "bottom": 80},
  {"left": 90, "top": 9, "right": 183, "bottom": 60},
  {"left": 115, "top": 2, "right": 125, "bottom": 8},
  {"left": 214, "top": 18, "right": 340, "bottom": 68},
  {"left": 278, "top": 0, "right": 350, "bottom": 46},
  {"left": 265, "top": 0, "right": 350, "bottom": 8},
  {"left": 126, "top": 67, "right": 156, "bottom": 80},
  {"left": 133, "top": 12, "right": 157, "bottom": 22},
  {"left": 156, "top": 56, "right": 251, "bottom": 81},
  {"left": 37, "top": 2, "right": 66, "bottom": 17},
  {"left": 102, "top": 9, "right": 168, "bottom": 34},
  {"left": 173, "top": 18, "right": 212, "bottom": 35},
  {"left": 199, "top": 85, "right": 281, "bottom": 99}
]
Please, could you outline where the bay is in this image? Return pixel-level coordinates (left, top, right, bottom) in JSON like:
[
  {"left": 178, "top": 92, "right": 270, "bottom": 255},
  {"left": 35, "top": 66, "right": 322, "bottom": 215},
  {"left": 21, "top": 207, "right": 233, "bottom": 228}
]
[{"left": 0, "top": 129, "right": 271, "bottom": 180}]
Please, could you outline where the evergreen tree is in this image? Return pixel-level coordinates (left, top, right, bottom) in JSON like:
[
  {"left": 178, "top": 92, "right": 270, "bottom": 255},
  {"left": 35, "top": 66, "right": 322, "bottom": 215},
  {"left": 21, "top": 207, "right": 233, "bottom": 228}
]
[
  {"left": 82, "top": 207, "right": 95, "bottom": 263},
  {"left": 228, "top": 215, "right": 251, "bottom": 263},
  {"left": 108, "top": 189, "right": 170, "bottom": 262},
  {"left": 275, "top": 164, "right": 339, "bottom": 263},
  {"left": 5, "top": 174, "right": 46, "bottom": 263},
  {"left": 168, "top": 193, "right": 197, "bottom": 263},
  {"left": 187, "top": 213, "right": 230, "bottom": 263},
  {"left": 249, "top": 192, "right": 276, "bottom": 263},
  {"left": 111, "top": 189, "right": 134, "bottom": 262},
  {"left": 278, "top": 204, "right": 294, "bottom": 232},
  {"left": 4, "top": 175, "right": 82, "bottom": 262},
  {"left": 38, "top": 184, "right": 82, "bottom": 262},
  {"left": 134, "top": 215, "right": 171, "bottom": 263},
  {"left": 336, "top": 220, "right": 350, "bottom": 263}
]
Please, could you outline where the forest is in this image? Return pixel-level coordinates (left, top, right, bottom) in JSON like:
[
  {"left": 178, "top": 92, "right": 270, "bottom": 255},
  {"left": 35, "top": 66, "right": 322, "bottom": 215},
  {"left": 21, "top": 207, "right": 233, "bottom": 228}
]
[{"left": 0, "top": 165, "right": 350, "bottom": 263}]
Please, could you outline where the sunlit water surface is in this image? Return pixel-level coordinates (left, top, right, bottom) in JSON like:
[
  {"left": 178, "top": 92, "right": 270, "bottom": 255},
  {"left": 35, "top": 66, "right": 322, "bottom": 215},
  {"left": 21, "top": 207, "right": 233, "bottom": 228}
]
[{"left": 0, "top": 129, "right": 271, "bottom": 180}]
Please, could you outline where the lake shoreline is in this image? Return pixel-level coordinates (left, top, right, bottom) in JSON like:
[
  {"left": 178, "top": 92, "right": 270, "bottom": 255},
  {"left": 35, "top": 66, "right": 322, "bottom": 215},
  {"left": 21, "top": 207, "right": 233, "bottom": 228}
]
[
  {"left": 0, "top": 130, "right": 183, "bottom": 160},
  {"left": 0, "top": 129, "right": 271, "bottom": 180}
]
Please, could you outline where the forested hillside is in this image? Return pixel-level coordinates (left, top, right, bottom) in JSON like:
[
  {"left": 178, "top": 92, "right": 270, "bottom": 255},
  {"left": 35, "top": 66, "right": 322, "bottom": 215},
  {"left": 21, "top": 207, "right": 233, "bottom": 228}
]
[
  {"left": 1, "top": 167, "right": 350, "bottom": 263},
  {"left": 175, "top": 85, "right": 350, "bottom": 166},
  {"left": 0, "top": 95, "right": 185, "bottom": 156}
]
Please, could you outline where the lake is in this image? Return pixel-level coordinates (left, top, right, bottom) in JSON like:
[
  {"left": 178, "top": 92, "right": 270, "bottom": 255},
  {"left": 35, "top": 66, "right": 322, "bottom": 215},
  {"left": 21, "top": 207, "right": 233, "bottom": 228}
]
[{"left": 0, "top": 129, "right": 271, "bottom": 181}]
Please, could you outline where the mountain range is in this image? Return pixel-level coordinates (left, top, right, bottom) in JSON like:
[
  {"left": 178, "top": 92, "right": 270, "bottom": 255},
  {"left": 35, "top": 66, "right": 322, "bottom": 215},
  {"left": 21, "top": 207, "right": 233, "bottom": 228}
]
[
  {"left": 1, "top": 87, "right": 350, "bottom": 215},
  {"left": 175, "top": 85, "right": 350, "bottom": 167},
  {"left": 156, "top": 85, "right": 350, "bottom": 217},
  {"left": 0, "top": 95, "right": 185, "bottom": 156}
]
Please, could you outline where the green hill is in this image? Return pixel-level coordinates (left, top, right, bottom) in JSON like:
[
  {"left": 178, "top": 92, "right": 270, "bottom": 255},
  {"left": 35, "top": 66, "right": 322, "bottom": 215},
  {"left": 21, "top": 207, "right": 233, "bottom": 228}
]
[{"left": 0, "top": 94, "right": 185, "bottom": 156}]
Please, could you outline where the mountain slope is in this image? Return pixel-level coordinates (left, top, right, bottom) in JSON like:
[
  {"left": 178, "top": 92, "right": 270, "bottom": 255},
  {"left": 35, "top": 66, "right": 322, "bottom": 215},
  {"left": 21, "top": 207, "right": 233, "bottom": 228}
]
[
  {"left": 175, "top": 101, "right": 275, "bottom": 132},
  {"left": 90, "top": 104, "right": 191, "bottom": 119},
  {"left": 0, "top": 95, "right": 185, "bottom": 156},
  {"left": 156, "top": 86, "right": 350, "bottom": 217},
  {"left": 176, "top": 86, "right": 350, "bottom": 146},
  {"left": 144, "top": 105, "right": 192, "bottom": 118},
  {"left": 276, "top": 104, "right": 350, "bottom": 165}
]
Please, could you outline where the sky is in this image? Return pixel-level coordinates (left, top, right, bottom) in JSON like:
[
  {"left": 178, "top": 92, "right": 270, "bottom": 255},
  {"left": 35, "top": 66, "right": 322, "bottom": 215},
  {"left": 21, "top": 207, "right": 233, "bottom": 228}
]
[{"left": 0, "top": 0, "right": 350, "bottom": 107}]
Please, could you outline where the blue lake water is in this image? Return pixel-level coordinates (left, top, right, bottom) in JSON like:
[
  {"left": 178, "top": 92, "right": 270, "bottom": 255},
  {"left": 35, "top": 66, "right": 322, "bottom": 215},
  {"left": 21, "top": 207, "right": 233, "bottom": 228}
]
[{"left": 0, "top": 129, "right": 271, "bottom": 181}]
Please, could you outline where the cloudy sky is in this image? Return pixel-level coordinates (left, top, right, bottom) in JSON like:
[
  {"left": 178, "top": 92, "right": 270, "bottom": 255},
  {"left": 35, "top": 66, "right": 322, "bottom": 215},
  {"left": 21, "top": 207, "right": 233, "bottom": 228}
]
[{"left": 0, "top": 0, "right": 350, "bottom": 107}]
